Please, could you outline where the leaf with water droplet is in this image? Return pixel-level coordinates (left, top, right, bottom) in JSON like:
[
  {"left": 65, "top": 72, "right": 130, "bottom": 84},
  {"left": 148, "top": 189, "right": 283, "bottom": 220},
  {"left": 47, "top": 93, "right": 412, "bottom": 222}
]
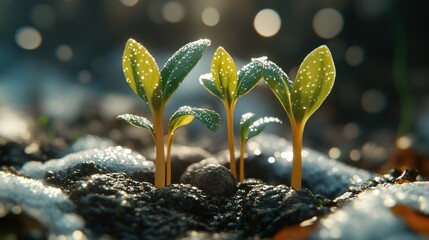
[
  {"left": 236, "top": 58, "right": 264, "bottom": 97},
  {"left": 199, "top": 73, "right": 224, "bottom": 99},
  {"left": 161, "top": 39, "right": 211, "bottom": 102},
  {"left": 169, "top": 106, "right": 221, "bottom": 135},
  {"left": 240, "top": 113, "right": 282, "bottom": 143},
  {"left": 260, "top": 59, "right": 294, "bottom": 118},
  {"left": 239, "top": 112, "right": 256, "bottom": 142},
  {"left": 117, "top": 114, "right": 154, "bottom": 135},
  {"left": 211, "top": 47, "right": 238, "bottom": 103},
  {"left": 291, "top": 45, "right": 335, "bottom": 122},
  {"left": 122, "top": 39, "right": 162, "bottom": 110}
]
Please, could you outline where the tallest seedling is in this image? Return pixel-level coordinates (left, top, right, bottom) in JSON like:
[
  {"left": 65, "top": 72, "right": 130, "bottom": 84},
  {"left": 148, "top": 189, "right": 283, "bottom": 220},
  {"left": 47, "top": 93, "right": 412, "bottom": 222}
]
[
  {"left": 121, "top": 39, "right": 211, "bottom": 188},
  {"left": 260, "top": 45, "right": 336, "bottom": 189}
]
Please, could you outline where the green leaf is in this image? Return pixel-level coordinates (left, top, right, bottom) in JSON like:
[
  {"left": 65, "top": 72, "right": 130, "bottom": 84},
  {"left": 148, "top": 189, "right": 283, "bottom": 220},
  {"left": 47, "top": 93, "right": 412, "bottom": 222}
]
[
  {"left": 199, "top": 73, "right": 224, "bottom": 99},
  {"left": 122, "top": 39, "right": 162, "bottom": 111},
  {"left": 239, "top": 112, "right": 256, "bottom": 142},
  {"left": 291, "top": 45, "right": 336, "bottom": 122},
  {"left": 161, "top": 39, "right": 211, "bottom": 102},
  {"left": 211, "top": 47, "right": 238, "bottom": 103},
  {"left": 236, "top": 58, "right": 264, "bottom": 97},
  {"left": 242, "top": 115, "right": 282, "bottom": 142},
  {"left": 169, "top": 106, "right": 221, "bottom": 135},
  {"left": 117, "top": 114, "right": 154, "bottom": 135},
  {"left": 260, "top": 59, "right": 294, "bottom": 118}
]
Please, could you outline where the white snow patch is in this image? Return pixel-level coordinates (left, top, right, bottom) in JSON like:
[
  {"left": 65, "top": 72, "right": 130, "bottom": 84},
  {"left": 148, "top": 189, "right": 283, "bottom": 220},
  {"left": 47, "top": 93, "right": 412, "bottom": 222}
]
[
  {"left": 0, "top": 171, "right": 84, "bottom": 234},
  {"left": 21, "top": 146, "right": 154, "bottom": 179},
  {"left": 312, "top": 182, "right": 429, "bottom": 240}
]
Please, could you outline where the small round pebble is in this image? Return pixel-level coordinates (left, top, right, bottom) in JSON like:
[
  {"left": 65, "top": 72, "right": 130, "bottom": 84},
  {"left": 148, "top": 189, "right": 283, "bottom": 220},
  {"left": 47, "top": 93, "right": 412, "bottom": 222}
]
[{"left": 180, "top": 163, "right": 237, "bottom": 197}]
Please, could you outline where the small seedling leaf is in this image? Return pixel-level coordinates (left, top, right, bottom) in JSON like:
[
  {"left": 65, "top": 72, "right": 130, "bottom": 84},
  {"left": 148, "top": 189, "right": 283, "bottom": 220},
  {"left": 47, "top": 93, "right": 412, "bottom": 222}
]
[
  {"left": 117, "top": 114, "right": 154, "bottom": 134},
  {"left": 236, "top": 58, "right": 264, "bottom": 97},
  {"left": 211, "top": 47, "right": 238, "bottom": 103},
  {"left": 291, "top": 45, "right": 335, "bottom": 122},
  {"left": 169, "top": 106, "right": 221, "bottom": 135},
  {"left": 261, "top": 60, "right": 294, "bottom": 117},
  {"left": 239, "top": 112, "right": 256, "bottom": 142},
  {"left": 245, "top": 116, "right": 282, "bottom": 141},
  {"left": 161, "top": 39, "right": 211, "bottom": 102},
  {"left": 122, "top": 39, "right": 162, "bottom": 110},
  {"left": 199, "top": 73, "right": 224, "bottom": 99}
]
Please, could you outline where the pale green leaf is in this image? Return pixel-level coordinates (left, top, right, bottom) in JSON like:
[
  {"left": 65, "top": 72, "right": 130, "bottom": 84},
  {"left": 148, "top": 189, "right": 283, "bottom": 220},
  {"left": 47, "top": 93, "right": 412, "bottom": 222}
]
[
  {"left": 260, "top": 59, "right": 294, "bottom": 118},
  {"left": 122, "top": 39, "right": 162, "bottom": 110},
  {"left": 199, "top": 73, "right": 224, "bottom": 99},
  {"left": 169, "top": 106, "right": 221, "bottom": 135},
  {"left": 117, "top": 114, "right": 154, "bottom": 134},
  {"left": 211, "top": 47, "right": 238, "bottom": 103},
  {"left": 291, "top": 45, "right": 336, "bottom": 122},
  {"left": 161, "top": 39, "right": 211, "bottom": 102}
]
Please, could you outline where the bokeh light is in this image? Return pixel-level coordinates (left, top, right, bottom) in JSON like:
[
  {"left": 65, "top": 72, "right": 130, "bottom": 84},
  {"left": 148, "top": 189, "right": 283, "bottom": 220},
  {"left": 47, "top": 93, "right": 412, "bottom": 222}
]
[
  {"left": 343, "top": 122, "right": 360, "bottom": 139},
  {"left": 31, "top": 4, "right": 56, "bottom": 29},
  {"left": 345, "top": 45, "right": 365, "bottom": 66},
  {"left": 361, "top": 90, "right": 387, "bottom": 113},
  {"left": 349, "top": 149, "right": 361, "bottom": 161},
  {"left": 56, "top": 44, "right": 73, "bottom": 62},
  {"left": 328, "top": 147, "right": 342, "bottom": 159},
  {"left": 78, "top": 70, "right": 92, "bottom": 84},
  {"left": 201, "top": 7, "right": 220, "bottom": 27},
  {"left": 120, "top": 0, "right": 139, "bottom": 7},
  {"left": 162, "top": 1, "right": 186, "bottom": 23},
  {"left": 313, "top": 8, "right": 344, "bottom": 39},
  {"left": 253, "top": 9, "right": 281, "bottom": 37},
  {"left": 15, "top": 26, "right": 42, "bottom": 50}
]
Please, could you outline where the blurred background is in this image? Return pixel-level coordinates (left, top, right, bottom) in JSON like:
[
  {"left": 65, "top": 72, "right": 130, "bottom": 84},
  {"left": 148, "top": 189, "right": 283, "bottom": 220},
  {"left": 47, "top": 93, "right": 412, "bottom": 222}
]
[{"left": 0, "top": 0, "right": 428, "bottom": 173}]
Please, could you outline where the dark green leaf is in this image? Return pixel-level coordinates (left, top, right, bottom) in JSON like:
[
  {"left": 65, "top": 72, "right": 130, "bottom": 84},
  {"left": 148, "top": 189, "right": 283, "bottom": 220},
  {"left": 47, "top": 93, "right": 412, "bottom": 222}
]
[
  {"left": 260, "top": 59, "right": 294, "bottom": 118},
  {"left": 236, "top": 58, "right": 264, "bottom": 97},
  {"left": 246, "top": 116, "right": 282, "bottom": 141},
  {"left": 239, "top": 113, "right": 256, "bottom": 142},
  {"left": 291, "top": 45, "right": 336, "bottom": 122},
  {"left": 199, "top": 73, "right": 224, "bottom": 99},
  {"left": 161, "top": 39, "right": 211, "bottom": 102},
  {"left": 117, "top": 114, "right": 154, "bottom": 134},
  {"left": 169, "top": 106, "right": 221, "bottom": 135}
]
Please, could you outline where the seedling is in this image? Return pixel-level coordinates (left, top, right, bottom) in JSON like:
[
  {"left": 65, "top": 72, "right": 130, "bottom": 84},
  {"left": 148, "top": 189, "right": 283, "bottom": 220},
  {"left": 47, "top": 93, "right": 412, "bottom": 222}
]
[
  {"left": 239, "top": 113, "right": 282, "bottom": 182},
  {"left": 200, "top": 48, "right": 264, "bottom": 178},
  {"left": 118, "top": 38, "right": 211, "bottom": 188},
  {"left": 167, "top": 106, "right": 220, "bottom": 185},
  {"left": 260, "top": 45, "right": 336, "bottom": 189}
]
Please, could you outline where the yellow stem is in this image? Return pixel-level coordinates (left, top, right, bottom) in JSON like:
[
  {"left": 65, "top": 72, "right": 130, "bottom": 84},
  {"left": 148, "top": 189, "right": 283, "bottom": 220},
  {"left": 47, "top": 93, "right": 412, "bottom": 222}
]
[
  {"left": 239, "top": 141, "right": 246, "bottom": 182},
  {"left": 290, "top": 119, "right": 305, "bottom": 190},
  {"left": 224, "top": 101, "right": 237, "bottom": 178},
  {"left": 153, "top": 109, "right": 166, "bottom": 188},
  {"left": 166, "top": 133, "right": 174, "bottom": 185}
]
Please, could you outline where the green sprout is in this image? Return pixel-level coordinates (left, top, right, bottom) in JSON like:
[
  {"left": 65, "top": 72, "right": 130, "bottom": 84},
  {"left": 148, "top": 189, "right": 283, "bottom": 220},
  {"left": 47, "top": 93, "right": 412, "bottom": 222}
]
[
  {"left": 118, "top": 38, "right": 211, "bottom": 188},
  {"left": 260, "top": 45, "right": 336, "bottom": 189},
  {"left": 199, "top": 47, "right": 264, "bottom": 178},
  {"left": 239, "top": 113, "right": 282, "bottom": 182},
  {"left": 167, "top": 106, "right": 220, "bottom": 185}
]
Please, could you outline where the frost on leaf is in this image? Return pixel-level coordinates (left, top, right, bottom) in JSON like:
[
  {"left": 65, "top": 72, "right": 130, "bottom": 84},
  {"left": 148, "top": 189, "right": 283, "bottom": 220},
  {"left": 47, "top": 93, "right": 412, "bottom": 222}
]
[{"left": 117, "top": 114, "right": 154, "bottom": 135}]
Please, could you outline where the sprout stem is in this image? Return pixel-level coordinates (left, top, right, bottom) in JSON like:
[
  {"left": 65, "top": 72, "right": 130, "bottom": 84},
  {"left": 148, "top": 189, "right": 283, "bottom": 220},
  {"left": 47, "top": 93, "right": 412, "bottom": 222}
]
[
  {"left": 290, "top": 119, "right": 305, "bottom": 189},
  {"left": 239, "top": 141, "right": 246, "bottom": 182},
  {"left": 166, "top": 133, "right": 174, "bottom": 185},
  {"left": 153, "top": 108, "right": 166, "bottom": 188},
  {"left": 224, "top": 101, "right": 237, "bottom": 178}
]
